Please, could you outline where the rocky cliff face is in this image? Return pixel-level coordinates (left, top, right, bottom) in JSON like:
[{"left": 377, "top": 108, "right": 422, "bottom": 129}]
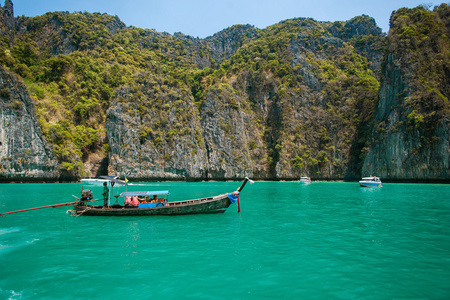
[
  {"left": 105, "top": 74, "right": 272, "bottom": 181},
  {"left": 170, "top": 25, "right": 258, "bottom": 70},
  {"left": 103, "top": 17, "right": 384, "bottom": 181},
  {"left": 362, "top": 5, "right": 449, "bottom": 181},
  {"left": 327, "top": 15, "right": 386, "bottom": 77},
  {"left": 200, "top": 82, "right": 269, "bottom": 179},
  {"left": 14, "top": 11, "right": 126, "bottom": 56},
  {"left": 205, "top": 24, "right": 258, "bottom": 64},
  {"left": 106, "top": 76, "right": 208, "bottom": 180},
  {"left": 0, "top": 66, "right": 59, "bottom": 181},
  {"left": 106, "top": 84, "right": 265, "bottom": 180}
]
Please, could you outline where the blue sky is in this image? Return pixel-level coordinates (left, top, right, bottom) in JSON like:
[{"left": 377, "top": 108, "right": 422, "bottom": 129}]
[{"left": 10, "top": 0, "right": 448, "bottom": 38}]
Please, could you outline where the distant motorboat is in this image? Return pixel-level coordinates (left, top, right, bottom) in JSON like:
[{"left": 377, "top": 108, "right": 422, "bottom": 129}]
[
  {"left": 81, "top": 176, "right": 119, "bottom": 186},
  {"left": 299, "top": 176, "right": 312, "bottom": 184},
  {"left": 359, "top": 176, "right": 383, "bottom": 187}
]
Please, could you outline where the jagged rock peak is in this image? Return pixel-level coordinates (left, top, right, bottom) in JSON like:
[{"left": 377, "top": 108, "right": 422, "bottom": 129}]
[
  {"left": 1, "top": 0, "right": 13, "bottom": 12},
  {"left": 0, "top": 0, "right": 14, "bottom": 43},
  {"left": 205, "top": 24, "right": 258, "bottom": 63}
]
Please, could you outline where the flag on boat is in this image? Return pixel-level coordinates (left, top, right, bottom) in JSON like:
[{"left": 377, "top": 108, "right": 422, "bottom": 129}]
[{"left": 227, "top": 191, "right": 240, "bottom": 203}]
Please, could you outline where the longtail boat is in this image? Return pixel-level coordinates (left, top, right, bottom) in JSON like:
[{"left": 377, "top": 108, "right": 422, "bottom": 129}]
[
  {"left": 69, "top": 177, "right": 253, "bottom": 216},
  {"left": 0, "top": 177, "right": 253, "bottom": 217}
]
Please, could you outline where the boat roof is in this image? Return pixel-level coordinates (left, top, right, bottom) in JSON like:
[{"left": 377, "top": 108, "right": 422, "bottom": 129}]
[
  {"left": 120, "top": 191, "right": 170, "bottom": 197},
  {"left": 361, "top": 176, "right": 379, "bottom": 180}
]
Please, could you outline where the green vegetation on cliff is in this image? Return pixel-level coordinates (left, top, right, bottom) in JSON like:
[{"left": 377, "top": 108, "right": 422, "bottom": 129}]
[
  {"left": 0, "top": 1, "right": 448, "bottom": 180},
  {"left": 388, "top": 4, "right": 449, "bottom": 136},
  {"left": 362, "top": 4, "right": 449, "bottom": 180}
]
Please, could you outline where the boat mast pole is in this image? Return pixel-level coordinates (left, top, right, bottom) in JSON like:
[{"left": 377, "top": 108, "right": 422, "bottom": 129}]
[
  {"left": 237, "top": 177, "right": 253, "bottom": 192},
  {"left": 108, "top": 181, "right": 112, "bottom": 207}
]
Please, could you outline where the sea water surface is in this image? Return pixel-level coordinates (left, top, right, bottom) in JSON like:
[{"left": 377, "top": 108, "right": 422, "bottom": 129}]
[{"left": 0, "top": 181, "right": 449, "bottom": 299}]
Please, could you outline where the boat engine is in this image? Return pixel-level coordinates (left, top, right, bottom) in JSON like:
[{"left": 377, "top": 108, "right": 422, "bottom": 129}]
[{"left": 80, "top": 189, "right": 93, "bottom": 204}]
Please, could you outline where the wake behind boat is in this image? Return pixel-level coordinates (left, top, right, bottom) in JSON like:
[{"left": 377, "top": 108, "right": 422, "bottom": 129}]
[
  {"left": 70, "top": 177, "right": 254, "bottom": 216},
  {"left": 359, "top": 176, "right": 383, "bottom": 187}
]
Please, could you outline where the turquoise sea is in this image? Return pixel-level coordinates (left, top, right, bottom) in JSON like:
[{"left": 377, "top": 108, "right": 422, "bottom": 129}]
[{"left": 0, "top": 181, "right": 449, "bottom": 299}]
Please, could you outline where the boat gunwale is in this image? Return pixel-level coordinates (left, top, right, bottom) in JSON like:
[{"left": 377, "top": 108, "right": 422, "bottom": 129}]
[{"left": 74, "top": 193, "right": 230, "bottom": 212}]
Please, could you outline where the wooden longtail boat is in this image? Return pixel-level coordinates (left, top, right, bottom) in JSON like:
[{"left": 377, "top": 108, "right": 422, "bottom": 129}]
[{"left": 69, "top": 177, "right": 253, "bottom": 216}]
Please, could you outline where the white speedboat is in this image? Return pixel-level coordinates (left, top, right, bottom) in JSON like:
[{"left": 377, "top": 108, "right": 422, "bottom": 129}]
[
  {"left": 81, "top": 176, "right": 119, "bottom": 186},
  {"left": 359, "top": 176, "right": 383, "bottom": 187},
  {"left": 299, "top": 176, "right": 312, "bottom": 184}
]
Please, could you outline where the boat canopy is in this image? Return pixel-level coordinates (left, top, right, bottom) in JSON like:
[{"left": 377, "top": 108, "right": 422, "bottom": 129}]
[
  {"left": 120, "top": 191, "right": 170, "bottom": 197},
  {"left": 361, "top": 177, "right": 379, "bottom": 181}
]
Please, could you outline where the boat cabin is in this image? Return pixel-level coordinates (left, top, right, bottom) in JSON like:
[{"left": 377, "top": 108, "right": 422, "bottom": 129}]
[{"left": 361, "top": 176, "right": 381, "bottom": 182}]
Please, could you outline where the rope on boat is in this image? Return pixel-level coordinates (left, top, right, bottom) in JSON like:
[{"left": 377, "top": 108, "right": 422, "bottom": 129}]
[
  {"left": 75, "top": 207, "right": 91, "bottom": 217},
  {"left": 66, "top": 207, "right": 91, "bottom": 217}
]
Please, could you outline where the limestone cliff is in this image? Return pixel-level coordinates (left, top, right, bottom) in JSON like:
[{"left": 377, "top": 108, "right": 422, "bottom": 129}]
[
  {"left": 0, "top": 66, "right": 59, "bottom": 181},
  {"left": 14, "top": 11, "right": 126, "bottom": 56},
  {"left": 327, "top": 15, "right": 386, "bottom": 78},
  {"left": 106, "top": 76, "right": 208, "bottom": 180},
  {"left": 1, "top": 1, "right": 447, "bottom": 182},
  {"left": 199, "top": 83, "right": 268, "bottom": 179},
  {"left": 205, "top": 24, "right": 258, "bottom": 64},
  {"left": 362, "top": 5, "right": 449, "bottom": 181},
  {"left": 106, "top": 81, "right": 265, "bottom": 180},
  {"left": 104, "top": 17, "right": 384, "bottom": 181}
]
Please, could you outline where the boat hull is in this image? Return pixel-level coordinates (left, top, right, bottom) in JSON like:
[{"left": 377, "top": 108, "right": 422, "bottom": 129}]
[
  {"left": 359, "top": 181, "right": 383, "bottom": 187},
  {"left": 73, "top": 194, "right": 232, "bottom": 216}
]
